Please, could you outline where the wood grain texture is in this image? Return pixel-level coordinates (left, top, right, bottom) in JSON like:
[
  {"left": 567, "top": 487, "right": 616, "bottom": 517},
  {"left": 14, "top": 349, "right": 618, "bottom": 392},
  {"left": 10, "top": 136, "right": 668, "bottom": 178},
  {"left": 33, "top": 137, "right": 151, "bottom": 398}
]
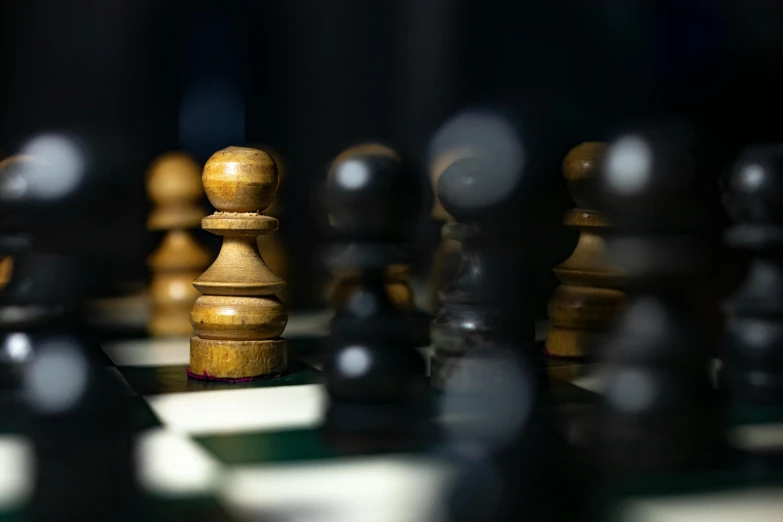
[
  {"left": 146, "top": 152, "right": 212, "bottom": 337},
  {"left": 189, "top": 146, "right": 288, "bottom": 380},
  {"left": 193, "top": 232, "right": 284, "bottom": 296},
  {"left": 257, "top": 234, "right": 288, "bottom": 301},
  {"left": 253, "top": 145, "right": 289, "bottom": 303},
  {"left": 191, "top": 295, "right": 287, "bottom": 340},
  {"left": 190, "top": 338, "right": 287, "bottom": 379},
  {"left": 546, "top": 142, "right": 626, "bottom": 358},
  {"left": 202, "top": 146, "right": 279, "bottom": 213}
]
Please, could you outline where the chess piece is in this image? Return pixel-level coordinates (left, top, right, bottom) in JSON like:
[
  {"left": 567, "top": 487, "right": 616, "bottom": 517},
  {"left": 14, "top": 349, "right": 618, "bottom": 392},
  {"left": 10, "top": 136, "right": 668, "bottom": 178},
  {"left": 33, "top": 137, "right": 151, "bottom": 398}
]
[
  {"left": 188, "top": 146, "right": 287, "bottom": 381},
  {"left": 0, "top": 256, "right": 12, "bottom": 288},
  {"left": 324, "top": 142, "right": 429, "bottom": 345},
  {"left": 324, "top": 142, "right": 417, "bottom": 312},
  {"left": 0, "top": 156, "right": 39, "bottom": 398},
  {"left": 723, "top": 146, "right": 783, "bottom": 432},
  {"left": 146, "top": 152, "right": 211, "bottom": 337},
  {"left": 593, "top": 126, "right": 724, "bottom": 477},
  {"left": 431, "top": 152, "right": 537, "bottom": 388},
  {"left": 322, "top": 144, "right": 429, "bottom": 446},
  {"left": 254, "top": 146, "right": 290, "bottom": 304},
  {"left": 0, "top": 156, "right": 27, "bottom": 291},
  {"left": 0, "top": 136, "right": 140, "bottom": 521},
  {"left": 427, "top": 148, "right": 463, "bottom": 313},
  {"left": 546, "top": 143, "right": 626, "bottom": 358},
  {"left": 429, "top": 109, "right": 542, "bottom": 390},
  {"left": 329, "top": 264, "right": 414, "bottom": 310}
]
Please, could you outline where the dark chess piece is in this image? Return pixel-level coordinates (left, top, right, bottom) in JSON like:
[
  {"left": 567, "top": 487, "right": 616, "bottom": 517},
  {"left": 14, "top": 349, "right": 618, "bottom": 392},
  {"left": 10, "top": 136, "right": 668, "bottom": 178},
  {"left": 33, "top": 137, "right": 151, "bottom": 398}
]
[
  {"left": 593, "top": 125, "right": 725, "bottom": 479},
  {"left": 322, "top": 144, "right": 430, "bottom": 449},
  {"left": 427, "top": 107, "right": 557, "bottom": 389},
  {"left": 722, "top": 145, "right": 783, "bottom": 474},
  {"left": 324, "top": 142, "right": 430, "bottom": 348},
  {"left": 430, "top": 154, "right": 537, "bottom": 389},
  {"left": 0, "top": 156, "right": 36, "bottom": 400},
  {"left": 0, "top": 134, "right": 141, "bottom": 521}
]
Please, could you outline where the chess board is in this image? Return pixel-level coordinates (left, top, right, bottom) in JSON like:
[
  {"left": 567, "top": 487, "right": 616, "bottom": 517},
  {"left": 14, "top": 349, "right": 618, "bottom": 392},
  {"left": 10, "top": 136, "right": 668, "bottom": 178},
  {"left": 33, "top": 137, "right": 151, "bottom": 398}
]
[{"left": 1, "top": 308, "right": 782, "bottom": 522}]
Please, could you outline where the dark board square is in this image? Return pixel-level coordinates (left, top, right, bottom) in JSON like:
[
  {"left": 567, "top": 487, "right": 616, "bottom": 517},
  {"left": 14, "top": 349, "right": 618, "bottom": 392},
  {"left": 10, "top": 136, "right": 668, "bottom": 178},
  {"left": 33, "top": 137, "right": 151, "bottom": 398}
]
[
  {"left": 195, "top": 426, "right": 432, "bottom": 466},
  {"left": 130, "top": 396, "right": 161, "bottom": 431},
  {"left": 147, "top": 494, "right": 236, "bottom": 522},
  {"left": 118, "top": 361, "right": 320, "bottom": 396},
  {"left": 0, "top": 495, "right": 236, "bottom": 522},
  {"left": 196, "top": 428, "right": 340, "bottom": 465}
]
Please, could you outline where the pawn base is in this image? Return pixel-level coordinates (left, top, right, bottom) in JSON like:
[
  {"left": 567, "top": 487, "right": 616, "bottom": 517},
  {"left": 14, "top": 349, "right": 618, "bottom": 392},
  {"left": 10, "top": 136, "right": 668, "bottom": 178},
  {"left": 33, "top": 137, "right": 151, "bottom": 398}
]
[{"left": 189, "top": 337, "right": 286, "bottom": 380}]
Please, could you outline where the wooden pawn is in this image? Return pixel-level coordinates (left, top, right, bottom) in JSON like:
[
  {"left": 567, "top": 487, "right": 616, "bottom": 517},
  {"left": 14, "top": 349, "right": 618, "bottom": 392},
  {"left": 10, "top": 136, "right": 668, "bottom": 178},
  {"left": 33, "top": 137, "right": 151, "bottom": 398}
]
[
  {"left": 546, "top": 142, "right": 625, "bottom": 358},
  {"left": 189, "top": 146, "right": 287, "bottom": 381}
]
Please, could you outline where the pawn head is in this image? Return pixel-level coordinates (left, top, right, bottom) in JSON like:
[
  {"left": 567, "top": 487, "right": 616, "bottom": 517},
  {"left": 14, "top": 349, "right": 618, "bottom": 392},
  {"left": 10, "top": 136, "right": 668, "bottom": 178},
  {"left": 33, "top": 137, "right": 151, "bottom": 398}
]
[
  {"left": 326, "top": 143, "right": 417, "bottom": 239},
  {"left": 437, "top": 155, "right": 520, "bottom": 223},
  {"left": 202, "top": 146, "right": 279, "bottom": 213},
  {"left": 563, "top": 142, "right": 606, "bottom": 210},
  {"left": 146, "top": 152, "right": 202, "bottom": 206},
  {"left": 429, "top": 109, "right": 525, "bottom": 222},
  {"left": 598, "top": 125, "right": 699, "bottom": 232},
  {"left": 724, "top": 145, "right": 783, "bottom": 225}
]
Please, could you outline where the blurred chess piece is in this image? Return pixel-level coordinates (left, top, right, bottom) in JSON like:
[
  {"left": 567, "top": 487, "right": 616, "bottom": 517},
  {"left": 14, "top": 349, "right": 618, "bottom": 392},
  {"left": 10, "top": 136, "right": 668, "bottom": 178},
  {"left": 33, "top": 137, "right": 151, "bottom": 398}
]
[
  {"left": 329, "top": 264, "right": 414, "bottom": 310},
  {"left": 593, "top": 125, "right": 724, "bottom": 478},
  {"left": 254, "top": 146, "right": 290, "bottom": 304},
  {"left": 322, "top": 143, "right": 430, "bottom": 447},
  {"left": 0, "top": 257, "right": 12, "bottom": 289},
  {"left": 427, "top": 109, "right": 540, "bottom": 376},
  {"left": 0, "top": 132, "right": 141, "bottom": 521},
  {"left": 723, "top": 146, "right": 783, "bottom": 475},
  {"left": 427, "top": 148, "right": 463, "bottom": 313},
  {"left": 546, "top": 143, "right": 626, "bottom": 358},
  {"left": 325, "top": 142, "right": 422, "bottom": 320},
  {"left": 188, "top": 147, "right": 287, "bottom": 381},
  {"left": 430, "top": 108, "right": 546, "bottom": 386},
  {"left": 0, "top": 156, "right": 27, "bottom": 290},
  {"left": 146, "top": 152, "right": 212, "bottom": 337},
  {"left": 431, "top": 157, "right": 509, "bottom": 388}
]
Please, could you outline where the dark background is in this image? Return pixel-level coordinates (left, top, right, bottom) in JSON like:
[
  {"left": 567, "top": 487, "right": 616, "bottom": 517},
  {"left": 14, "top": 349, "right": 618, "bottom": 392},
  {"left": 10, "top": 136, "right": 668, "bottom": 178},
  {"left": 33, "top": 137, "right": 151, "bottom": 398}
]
[{"left": 1, "top": 0, "right": 781, "bottom": 312}]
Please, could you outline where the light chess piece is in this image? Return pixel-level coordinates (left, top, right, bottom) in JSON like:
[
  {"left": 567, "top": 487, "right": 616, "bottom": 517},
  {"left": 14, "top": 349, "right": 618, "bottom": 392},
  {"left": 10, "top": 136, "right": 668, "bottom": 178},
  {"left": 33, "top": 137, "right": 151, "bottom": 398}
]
[
  {"left": 255, "top": 146, "right": 289, "bottom": 304},
  {"left": 546, "top": 143, "right": 626, "bottom": 358},
  {"left": 146, "top": 152, "right": 212, "bottom": 336},
  {"left": 188, "top": 146, "right": 287, "bottom": 381}
]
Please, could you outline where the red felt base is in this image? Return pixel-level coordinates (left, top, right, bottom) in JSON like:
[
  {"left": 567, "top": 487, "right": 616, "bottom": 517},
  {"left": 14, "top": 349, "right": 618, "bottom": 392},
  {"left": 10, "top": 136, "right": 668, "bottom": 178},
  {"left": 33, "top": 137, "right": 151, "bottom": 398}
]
[{"left": 186, "top": 367, "right": 282, "bottom": 383}]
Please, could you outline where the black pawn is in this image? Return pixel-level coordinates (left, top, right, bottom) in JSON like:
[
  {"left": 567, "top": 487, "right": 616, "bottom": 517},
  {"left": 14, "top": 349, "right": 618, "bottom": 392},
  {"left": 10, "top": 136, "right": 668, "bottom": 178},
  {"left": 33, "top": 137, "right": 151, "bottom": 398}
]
[
  {"left": 0, "top": 138, "right": 141, "bottom": 521},
  {"left": 722, "top": 146, "right": 783, "bottom": 474},
  {"left": 430, "top": 157, "right": 506, "bottom": 389},
  {"left": 593, "top": 125, "right": 724, "bottom": 479},
  {"left": 431, "top": 150, "right": 540, "bottom": 388},
  {"left": 322, "top": 144, "right": 430, "bottom": 448}
]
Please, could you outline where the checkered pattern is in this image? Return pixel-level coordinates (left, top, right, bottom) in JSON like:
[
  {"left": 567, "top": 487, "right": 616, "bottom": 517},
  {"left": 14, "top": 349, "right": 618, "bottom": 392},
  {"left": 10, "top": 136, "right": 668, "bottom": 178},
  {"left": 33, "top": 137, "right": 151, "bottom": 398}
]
[{"left": 1, "top": 311, "right": 782, "bottom": 522}]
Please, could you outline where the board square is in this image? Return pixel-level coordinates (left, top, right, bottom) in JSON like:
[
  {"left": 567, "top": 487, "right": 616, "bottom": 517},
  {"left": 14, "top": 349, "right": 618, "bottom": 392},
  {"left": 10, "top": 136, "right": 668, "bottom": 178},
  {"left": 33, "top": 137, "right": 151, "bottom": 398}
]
[{"left": 118, "top": 361, "right": 320, "bottom": 396}]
